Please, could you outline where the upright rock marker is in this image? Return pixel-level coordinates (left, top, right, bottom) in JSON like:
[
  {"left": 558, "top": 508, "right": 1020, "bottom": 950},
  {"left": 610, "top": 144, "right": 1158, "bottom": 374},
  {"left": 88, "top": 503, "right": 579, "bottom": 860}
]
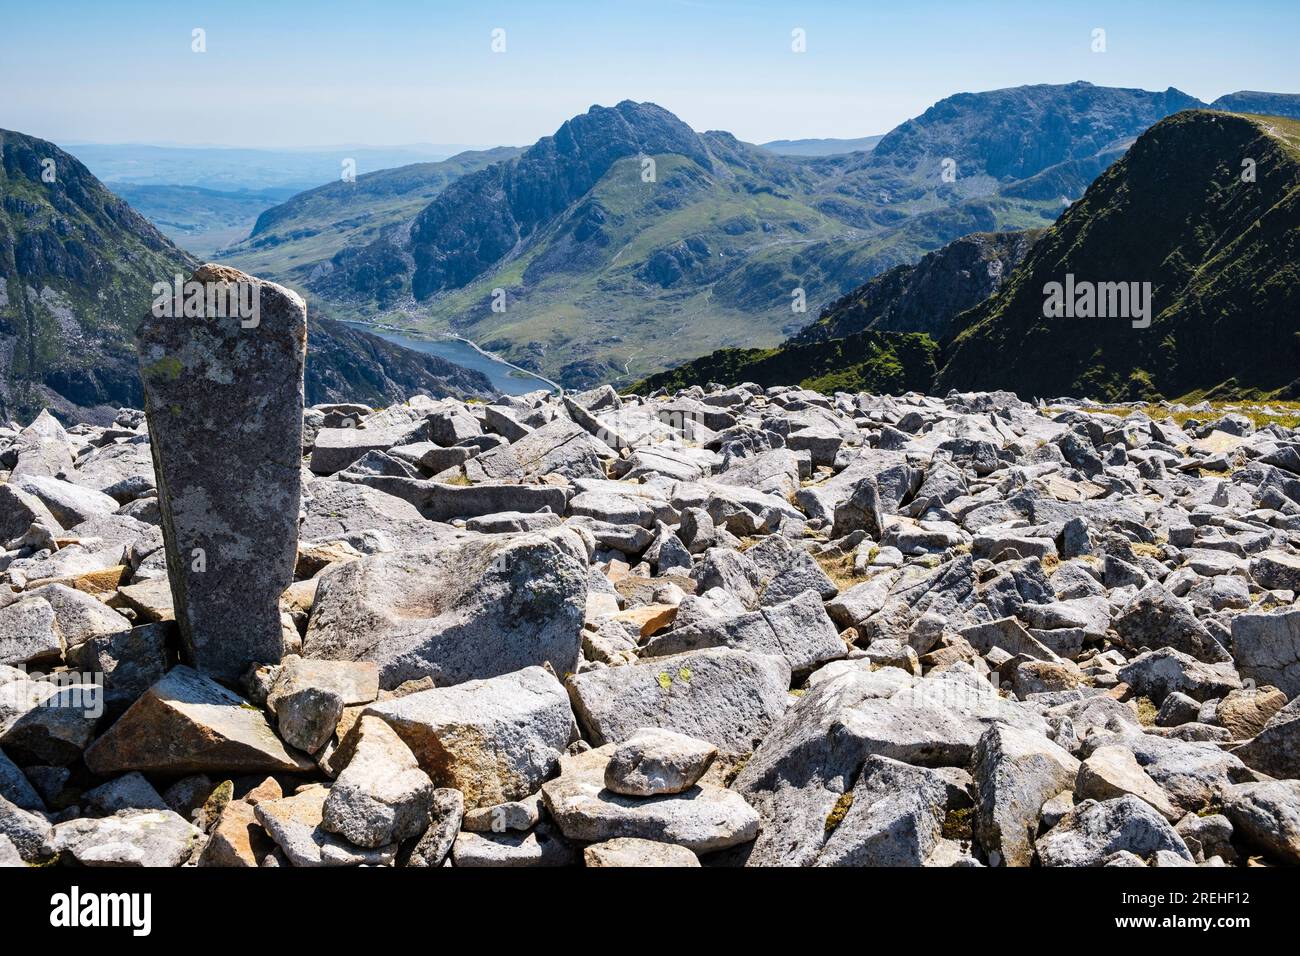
[{"left": 138, "top": 264, "right": 306, "bottom": 683}]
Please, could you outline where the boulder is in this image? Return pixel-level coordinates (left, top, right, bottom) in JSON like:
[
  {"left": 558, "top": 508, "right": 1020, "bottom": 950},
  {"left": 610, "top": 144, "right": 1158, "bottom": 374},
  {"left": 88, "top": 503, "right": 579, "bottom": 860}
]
[
  {"left": 584, "top": 837, "right": 700, "bottom": 867},
  {"left": 973, "top": 724, "right": 1080, "bottom": 866},
  {"left": 1231, "top": 608, "right": 1300, "bottom": 699},
  {"left": 565, "top": 647, "right": 790, "bottom": 757},
  {"left": 138, "top": 265, "right": 306, "bottom": 684},
  {"left": 322, "top": 715, "right": 434, "bottom": 848},
  {"left": 302, "top": 533, "right": 587, "bottom": 689},
  {"left": 83, "top": 666, "right": 313, "bottom": 775},
  {"left": 359, "top": 666, "right": 574, "bottom": 809},
  {"left": 542, "top": 744, "right": 759, "bottom": 853},
  {"left": 603, "top": 728, "right": 718, "bottom": 796},
  {"left": 1221, "top": 780, "right": 1300, "bottom": 865},
  {"left": 254, "top": 785, "right": 395, "bottom": 867},
  {"left": 1036, "top": 795, "right": 1193, "bottom": 867}
]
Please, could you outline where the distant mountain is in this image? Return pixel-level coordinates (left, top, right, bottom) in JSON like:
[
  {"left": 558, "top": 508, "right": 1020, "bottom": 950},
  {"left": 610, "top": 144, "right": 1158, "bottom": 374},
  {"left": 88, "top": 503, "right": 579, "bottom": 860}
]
[
  {"left": 938, "top": 111, "right": 1300, "bottom": 401},
  {"left": 288, "top": 85, "right": 1217, "bottom": 389},
  {"left": 223, "top": 147, "right": 522, "bottom": 287},
  {"left": 0, "top": 129, "right": 493, "bottom": 423},
  {"left": 1211, "top": 91, "right": 1300, "bottom": 119},
  {"left": 106, "top": 183, "right": 295, "bottom": 258},
  {"left": 759, "top": 135, "right": 883, "bottom": 157}
]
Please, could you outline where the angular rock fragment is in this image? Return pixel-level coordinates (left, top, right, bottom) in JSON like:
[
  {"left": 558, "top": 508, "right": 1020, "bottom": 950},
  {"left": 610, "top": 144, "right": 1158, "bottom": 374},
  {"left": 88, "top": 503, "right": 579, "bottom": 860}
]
[
  {"left": 302, "top": 533, "right": 587, "bottom": 689},
  {"left": 84, "top": 666, "right": 313, "bottom": 775},
  {"left": 566, "top": 647, "right": 790, "bottom": 756},
  {"left": 604, "top": 728, "right": 718, "bottom": 796},
  {"left": 1036, "top": 795, "right": 1193, "bottom": 867},
  {"left": 542, "top": 744, "right": 758, "bottom": 853},
  {"left": 360, "top": 666, "right": 574, "bottom": 809},
  {"left": 323, "top": 715, "right": 434, "bottom": 848},
  {"left": 973, "top": 724, "right": 1080, "bottom": 866},
  {"left": 584, "top": 837, "right": 700, "bottom": 867},
  {"left": 254, "top": 784, "right": 395, "bottom": 867}
]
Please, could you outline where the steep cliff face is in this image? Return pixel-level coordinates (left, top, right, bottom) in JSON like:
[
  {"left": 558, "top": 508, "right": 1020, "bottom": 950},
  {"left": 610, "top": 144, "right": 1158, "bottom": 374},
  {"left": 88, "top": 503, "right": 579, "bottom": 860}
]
[
  {"left": 938, "top": 112, "right": 1300, "bottom": 401},
  {"left": 0, "top": 128, "right": 190, "bottom": 421},
  {"left": 0, "top": 129, "right": 492, "bottom": 423},
  {"left": 795, "top": 230, "right": 1042, "bottom": 342}
]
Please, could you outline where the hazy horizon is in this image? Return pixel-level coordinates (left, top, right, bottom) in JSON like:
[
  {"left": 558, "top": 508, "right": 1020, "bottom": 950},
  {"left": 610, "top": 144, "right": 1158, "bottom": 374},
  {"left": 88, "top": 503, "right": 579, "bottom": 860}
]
[{"left": 4, "top": 0, "right": 1299, "bottom": 150}]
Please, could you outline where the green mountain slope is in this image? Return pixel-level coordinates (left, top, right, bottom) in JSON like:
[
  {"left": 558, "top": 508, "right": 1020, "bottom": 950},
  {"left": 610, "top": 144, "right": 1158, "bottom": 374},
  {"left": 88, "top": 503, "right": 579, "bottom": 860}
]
[
  {"left": 938, "top": 111, "right": 1300, "bottom": 401},
  {"left": 291, "top": 86, "right": 1215, "bottom": 389},
  {"left": 0, "top": 129, "right": 493, "bottom": 422},
  {"left": 1, "top": 129, "right": 185, "bottom": 421},
  {"left": 793, "top": 229, "right": 1042, "bottom": 342},
  {"left": 634, "top": 329, "right": 938, "bottom": 396},
  {"left": 223, "top": 147, "right": 522, "bottom": 285}
]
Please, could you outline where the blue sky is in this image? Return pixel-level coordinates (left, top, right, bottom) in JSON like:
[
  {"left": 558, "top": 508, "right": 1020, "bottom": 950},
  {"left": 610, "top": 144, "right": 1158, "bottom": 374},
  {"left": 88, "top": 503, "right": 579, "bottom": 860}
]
[{"left": 3, "top": 0, "right": 1297, "bottom": 148}]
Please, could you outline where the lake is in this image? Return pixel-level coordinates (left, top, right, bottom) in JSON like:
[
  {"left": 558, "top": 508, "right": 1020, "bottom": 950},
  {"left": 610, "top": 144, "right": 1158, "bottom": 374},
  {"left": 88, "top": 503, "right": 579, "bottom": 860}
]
[{"left": 346, "top": 324, "right": 555, "bottom": 397}]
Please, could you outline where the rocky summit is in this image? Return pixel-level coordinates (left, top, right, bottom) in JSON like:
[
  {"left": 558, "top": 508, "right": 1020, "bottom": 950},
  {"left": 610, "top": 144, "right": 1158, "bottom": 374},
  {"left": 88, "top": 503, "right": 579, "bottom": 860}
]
[{"left": 3, "top": 359, "right": 1300, "bottom": 869}]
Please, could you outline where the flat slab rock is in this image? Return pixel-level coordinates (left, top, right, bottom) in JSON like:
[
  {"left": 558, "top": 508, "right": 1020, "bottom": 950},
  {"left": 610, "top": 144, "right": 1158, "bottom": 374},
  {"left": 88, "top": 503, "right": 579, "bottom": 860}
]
[
  {"left": 360, "top": 666, "right": 575, "bottom": 810},
  {"left": 84, "top": 665, "right": 314, "bottom": 776},
  {"left": 542, "top": 744, "right": 759, "bottom": 853},
  {"left": 584, "top": 837, "right": 700, "bottom": 867},
  {"left": 53, "top": 809, "right": 203, "bottom": 867},
  {"left": 565, "top": 647, "right": 791, "bottom": 757},
  {"left": 302, "top": 532, "right": 587, "bottom": 689}
]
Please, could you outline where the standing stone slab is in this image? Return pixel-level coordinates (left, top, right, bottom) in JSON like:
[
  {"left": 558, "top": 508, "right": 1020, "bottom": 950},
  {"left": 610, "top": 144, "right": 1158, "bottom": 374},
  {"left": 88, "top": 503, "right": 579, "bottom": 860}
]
[{"left": 137, "top": 264, "right": 306, "bottom": 683}]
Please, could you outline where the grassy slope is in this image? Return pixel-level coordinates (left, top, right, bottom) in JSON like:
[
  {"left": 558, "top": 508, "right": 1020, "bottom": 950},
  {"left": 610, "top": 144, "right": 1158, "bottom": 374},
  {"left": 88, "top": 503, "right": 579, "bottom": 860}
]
[
  {"left": 223, "top": 147, "right": 521, "bottom": 291},
  {"left": 632, "top": 330, "right": 939, "bottom": 396},
  {"left": 938, "top": 112, "right": 1300, "bottom": 402}
]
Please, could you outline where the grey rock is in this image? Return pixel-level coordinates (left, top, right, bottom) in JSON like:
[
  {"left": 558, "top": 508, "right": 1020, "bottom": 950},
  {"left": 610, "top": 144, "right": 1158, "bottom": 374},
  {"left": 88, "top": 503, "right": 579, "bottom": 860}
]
[
  {"left": 1117, "top": 648, "right": 1241, "bottom": 704},
  {"left": 82, "top": 772, "right": 168, "bottom": 816},
  {"left": 1037, "top": 795, "right": 1193, "bottom": 867},
  {"left": 360, "top": 666, "right": 574, "bottom": 809},
  {"left": 973, "top": 723, "right": 1080, "bottom": 866},
  {"left": 302, "top": 533, "right": 587, "bottom": 689},
  {"left": 816, "top": 755, "right": 951, "bottom": 867},
  {"left": 604, "top": 728, "right": 718, "bottom": 796},
  {"left": 138, "top": 265, "right": 306, "bottom": 684},
  {"left": 254, "top": 785, "right": 395, "bottom": 867},
  {"left": 397, "top": 787, "right": 463, "bottom": 867},
  {"left": 0, "top": 793, "right": 55, "bottom": 862},
  {"left": 323, "top": 715, "right": 434, "bottom": 848},
  {"left": 542, "top": 744, "right": 758, "bottom": 853},
  {"left": 451, "top": 819, "right": 577, "bottom": 867},
  {"left": 0, "top": 747, "right": 44, "bottom": 812},
  {"left": 462, "top": 791, "right": 543, "bottom": 833},
  {"left": 565, "top": 647, "right": 790, "bottom": 757},
  {"left": 1221, "top": 780, "right": 1300, "bottom": 865},
  {"left": 641, "top": 589, "right": 845, "bottom": 676},
  {"left": 0, "top": 597, "right": 61, "bottom": 666},
  {"left": 584, "top": 837, "right": 700, "bottom": 867},
  {"left": 1231, "top": 608, "right": 1300, "bottom": 699},
  {"left": 83, "top": 665, "right": 313, "bottom": 776},
  {"left": 54, "top": 809, "right": 202, "bottom": 866}
]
